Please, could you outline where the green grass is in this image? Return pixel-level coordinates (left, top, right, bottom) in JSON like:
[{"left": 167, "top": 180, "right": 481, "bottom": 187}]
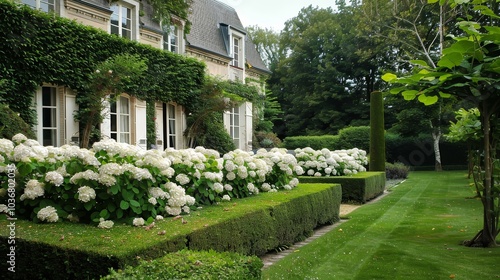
[{"left": 262, "top": 171, "right": 500, "bottom": 280}]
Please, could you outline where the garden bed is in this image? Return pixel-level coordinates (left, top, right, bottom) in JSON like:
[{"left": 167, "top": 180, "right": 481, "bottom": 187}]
[
  {"left": 0, "top": 183, "right": 341, "bottom": 280},
  {"left": 299, "top": 172, "right": 386, "bottom": 203}
]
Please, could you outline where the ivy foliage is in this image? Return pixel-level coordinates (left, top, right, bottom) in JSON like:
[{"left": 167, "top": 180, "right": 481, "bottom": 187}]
[
  {"left": 78, "top": 54, "right": 148, "bottom": 148},
  {"left": 185, "top": 76, "right": 258, "bottom": 154},
  {"left": 0, "top": 0, "right": 205, "bottom": 127}
]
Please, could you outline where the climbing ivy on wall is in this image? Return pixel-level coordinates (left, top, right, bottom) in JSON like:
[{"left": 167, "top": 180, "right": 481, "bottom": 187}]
[{"left": 0, "top": 0, "right": 205, "bottom": 128}]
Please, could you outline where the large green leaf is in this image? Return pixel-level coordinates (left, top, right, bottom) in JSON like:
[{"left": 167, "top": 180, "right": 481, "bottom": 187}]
[
  {"left": 121, "top": 189, "right": 134, "bottom": 201},
  {"left": 485, "top": 60, "right": 500, "bottom": 74},
  {"left": 130, "top": 199, "right": 140, "bottom": 207},
  {"left": 437, "top": 53, "right": 464, "bottom": 69},
  {"left": 402, "top": 90, "right": 418, "bottom": 100},
  {"left": 120, "top": 200, "right": 130, "bottom": 210},
  {"left": 418, "top": 94, "right": 439, "bottom": 105},
  {"left": 410, "top": 60, "right": 430, "bottom": 67},
  {"left": 382, "top": 73, "right": 398, "bottom": 82}
]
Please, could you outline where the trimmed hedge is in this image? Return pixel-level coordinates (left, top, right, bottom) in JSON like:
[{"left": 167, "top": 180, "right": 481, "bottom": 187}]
[
  {"left": 103, "top": 249, "right": 263, "bottom": 280},
  {"left": 299, "top": 172, "right": 386, "bottom": 203},
  {"left": 0, "top": 183, "right": 341, "bottom": 279},
  {"left": 284, "top": 133, "right": 468, "bottom": 168},
  {"left": 188, "top": 184, "right": 340, "bottom": 256}
]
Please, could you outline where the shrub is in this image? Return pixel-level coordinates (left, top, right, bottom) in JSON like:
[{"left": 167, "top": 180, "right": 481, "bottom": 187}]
[
  {"left": 283, "top": 135, "right": 341, "bottom": 150},
  {"left": 294, "top": 147, "right": 368, "bottom": 176},
  {"left": 253, "top": 131, "right": 282, "bottom": 148},
  {"left": 102, "top": 249, "right": 263, "bottom": 280},
  {"left": 385, "top": 162, "right": 410, "bottom": 179},
  {"left": 337, "top": 126, "right": 370, "bottom": 151},
  {"left": 0, "top": 134, "right": 305, "bottom": 227},
  {"left": 0, "top": 104, "right": 36, "bottom": 139}
]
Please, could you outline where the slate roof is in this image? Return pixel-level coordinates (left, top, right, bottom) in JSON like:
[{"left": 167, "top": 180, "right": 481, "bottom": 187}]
[{"left": 186, "top": 0, "right": 270, "bottom": 74}]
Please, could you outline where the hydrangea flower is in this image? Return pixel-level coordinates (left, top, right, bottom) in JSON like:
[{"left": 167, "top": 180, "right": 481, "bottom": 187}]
[
  {"left": 133, "top": 217, "right": 145, "bottom": 227},
  {"left": 98, "top": 218, "right": 114, "bottom": 229},
  {"left": 20, "top": 180, "right": 45, "bottom": 201},
  {"left": 44, "top": 171, "right": 64, "bottom": 186},
  {"left": 37, "top": 206, "right": 59, "bottom": 222},
  {"left": 77, "top": 186, "right": 96, "bottom": 203}
]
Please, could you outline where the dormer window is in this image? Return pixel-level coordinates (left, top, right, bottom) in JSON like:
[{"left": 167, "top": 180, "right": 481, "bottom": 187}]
[
  {"left": 232, "top": 37, "right": 241, "bottom": 67},
  {"left": 22, "top": 0, "right": 55, "bottom": 13},
  {"left": 163, "top": 25, "right": 180, "bottom": 53},
  {"left": 110, "top": 3, "right": 132, "bottom": 39}
]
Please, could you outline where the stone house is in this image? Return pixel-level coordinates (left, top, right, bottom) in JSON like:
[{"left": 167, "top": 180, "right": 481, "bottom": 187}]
[{"left": 20, "top": 0, "right": 270, "bottom": 150}]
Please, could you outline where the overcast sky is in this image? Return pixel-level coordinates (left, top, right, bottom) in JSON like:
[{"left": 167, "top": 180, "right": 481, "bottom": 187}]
[{"left": 218, "top": 0, "right": 337, "bottom": 31}]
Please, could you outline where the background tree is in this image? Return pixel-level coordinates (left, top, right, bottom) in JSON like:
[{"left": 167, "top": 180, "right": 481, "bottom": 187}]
[
  {"left": 246, "top": 26, "right": 284, "bottom": 146},
  {"left": 359, "top": 0, "right": 463, "bottom": 171},
  {"left": 383, "top": 0, "right": 500, "bottom": 247},
  {"left": 446, "top": 108, "right": 482, "bottom": 178},
  {"left": 271, "top": 3, "right": 378, "bottom": 137}
]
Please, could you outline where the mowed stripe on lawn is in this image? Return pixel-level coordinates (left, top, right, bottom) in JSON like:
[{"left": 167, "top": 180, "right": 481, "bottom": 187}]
[{"left": 263, "top": 171, "right": 498, "bottom": 280}]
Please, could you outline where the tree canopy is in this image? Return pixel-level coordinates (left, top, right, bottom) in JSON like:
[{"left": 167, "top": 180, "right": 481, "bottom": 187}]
[{"left": 383, "top": 0, "right": 500, "bottom": 247}]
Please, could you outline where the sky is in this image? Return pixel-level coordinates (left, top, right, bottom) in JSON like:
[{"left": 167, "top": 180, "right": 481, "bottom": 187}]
[{"left": 217, "top": 0, "right": 337, "bottom": 31}]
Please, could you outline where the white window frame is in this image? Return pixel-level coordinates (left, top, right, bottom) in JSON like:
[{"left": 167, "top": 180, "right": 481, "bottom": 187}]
[
  {"left": 21, "top": 0, "right": 55, "bottom": 13},
  {"left": 110, "top": 1, "right": 139, "bottom": 40},
  {"left": 231, "top": 36, "right": 241, "bottom": 67},
  {"left": 35, "top": 86, "right": 59, "bottom": 146},
  {"left": 110, "top": 95, "right": 131, "bottom": 144},
  {"left": 163, "top": 25, "right": 180, "bottom": 53},
  {"left": 229, "top": 106, "right": 240, "bottom": 148},
  {"left": 165, "top": 103, "right": 177, "bottom": 148}
]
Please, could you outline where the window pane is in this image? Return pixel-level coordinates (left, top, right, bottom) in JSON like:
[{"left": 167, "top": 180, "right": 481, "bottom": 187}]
[
  {"left": 169, "top": 135, "right": 176, "bottom": 148},
  {"left": 42, "top": 87, "right": 56, "bottom": 106},
  {"left": 111, "top": 24, "right": 119, "bottom": 36},
  {"left": 120, "top": 115, "right": 129, "bottom": 133},
  {"left": 169, "top": 120, "right": 175, "bottom": 134},
  {"left": 111, "top": 133, "right": 117, "bottom": 141},
  {"left": 122, "top": 29, "right": 131, "bottom": 39},
  {"left": 42, "top": 129, "right": 56, "bottom": 146},
  {"left": 22, "top": 0, "right": 36, "bottom": 9},
  {"left": 42, "top": 108, "right": 56, "bottom": 127},
  {"left": 110, "top": 114, "right": 117, "bottom": 132},
  {"left": 120, "top": 97, "right": 129, "bottom": 114},
  {"left": 110, "top": 5, "right": 120, "bottom": 36},
  {"left": 120, "top": 133, "right": 130, "bottom": 144},
  {"left": 40, "top": 0, "right": 55, "bottom": 13},
  {"left": 110, "top": 101, "right": 117, "bottom": 113}
]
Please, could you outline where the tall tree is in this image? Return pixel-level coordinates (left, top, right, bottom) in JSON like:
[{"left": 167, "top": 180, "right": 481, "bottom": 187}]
[
  {"left": 359, "top": 0, "right": 463, "bottom": 170},
  {"left": 272, "top": 3, "right": 383, "bottom": 137},
  {"left": 383, "top": 0, "right": 500, "bottom": 247}
]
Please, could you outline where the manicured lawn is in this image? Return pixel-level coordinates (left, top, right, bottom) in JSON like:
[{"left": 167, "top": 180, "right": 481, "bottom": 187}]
[{"left": 263, "top": 171, "right": 499, "bottom": 280}]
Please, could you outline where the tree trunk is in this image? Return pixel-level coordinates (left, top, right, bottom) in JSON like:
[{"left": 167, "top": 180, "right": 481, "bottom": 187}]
[
  {"left": 432, "top": 129, "right": 442, "bottom": 171},
  {"left": 465, "top": 102, "right": 497, "bottom": 247}
]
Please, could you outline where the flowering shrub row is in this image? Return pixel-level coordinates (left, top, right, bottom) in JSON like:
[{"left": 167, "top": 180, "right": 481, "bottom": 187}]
[
  {"left": 294, "top": 147, "right": 368, "bottom": 176},
  {"left": 0, "top": 134, "right": 304, "bottom": 227},
  {"left": 0, "top": 134, "right": 367, "bottom": 228}
]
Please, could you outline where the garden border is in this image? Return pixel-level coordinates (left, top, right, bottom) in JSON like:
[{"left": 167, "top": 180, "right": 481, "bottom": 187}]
[
  {"left": 298, "top": 172, "right": 386, "bottom": 203},
  {"left": 0, "top": 183, "right": 341, "bottom": 279}
]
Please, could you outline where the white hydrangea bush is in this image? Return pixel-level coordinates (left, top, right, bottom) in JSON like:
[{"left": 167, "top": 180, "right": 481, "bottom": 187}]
[
  {"left": 0, "top": 134, "right": 368, "bottom": 228},
  {"left": 294, "top": 147, "right": 368, "bottom": 176}
]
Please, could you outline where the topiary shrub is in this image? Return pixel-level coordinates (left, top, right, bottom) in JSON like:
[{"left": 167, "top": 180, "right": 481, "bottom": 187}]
[
  {"left": 338, "top": 126, "right": 370, "bottom": 151},
  {"left": 0, "top": 104, "right": 36, "bottom": 139},
  {"left": 282, "top": 135, "right": 341, "bottom": 150},
  {"left": 253, "top": 131, "right": 282, "bottom": 148},
  {"left": 102, "top": 249, "right": 263, "bottom": 280},
  {"left": 385, "top": 162, "right": 410, "bottom": 179}
]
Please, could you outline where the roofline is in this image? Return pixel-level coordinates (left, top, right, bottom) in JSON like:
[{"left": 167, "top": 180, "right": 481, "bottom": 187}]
[{"left": 186, "top": 44, "right": 233, "bottom": 60}]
